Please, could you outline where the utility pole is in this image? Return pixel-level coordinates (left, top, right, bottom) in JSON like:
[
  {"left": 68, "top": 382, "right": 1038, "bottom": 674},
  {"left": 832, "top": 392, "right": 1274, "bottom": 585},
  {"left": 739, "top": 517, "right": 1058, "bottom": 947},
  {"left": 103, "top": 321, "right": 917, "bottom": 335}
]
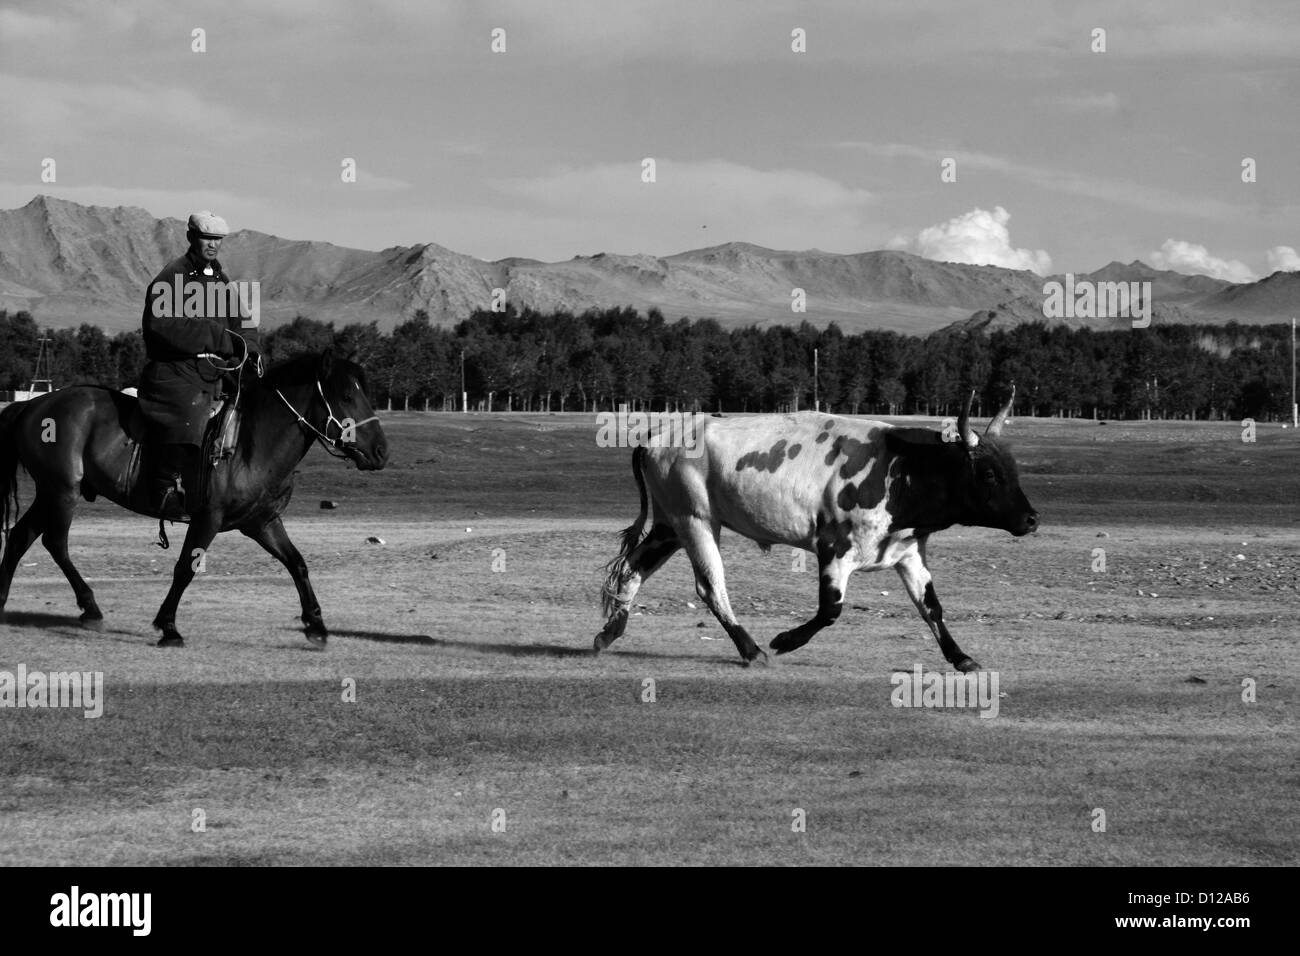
[
  {"left": 813, "top": 347, "right": 819, "bottom": 413},
  {"left": 461, "top": 349, "right": 467, "bottom": 413},
  {"left": 1292, "top": 317, "right": 1297, "bottom": 428}
]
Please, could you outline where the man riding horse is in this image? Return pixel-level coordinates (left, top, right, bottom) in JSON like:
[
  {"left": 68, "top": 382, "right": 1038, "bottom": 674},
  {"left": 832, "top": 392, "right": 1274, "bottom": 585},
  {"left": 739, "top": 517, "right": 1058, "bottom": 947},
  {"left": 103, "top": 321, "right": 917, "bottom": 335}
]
[{"left": 139, "top": 210, "right": 262, "bottom": 514}]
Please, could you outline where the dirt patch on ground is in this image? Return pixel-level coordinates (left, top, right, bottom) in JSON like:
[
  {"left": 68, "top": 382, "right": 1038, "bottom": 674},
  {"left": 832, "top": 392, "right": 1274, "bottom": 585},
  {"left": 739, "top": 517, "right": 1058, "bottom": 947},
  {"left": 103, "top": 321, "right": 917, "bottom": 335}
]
[{"left": 1, "top": 415, "right": 1296, "bottom": 864}]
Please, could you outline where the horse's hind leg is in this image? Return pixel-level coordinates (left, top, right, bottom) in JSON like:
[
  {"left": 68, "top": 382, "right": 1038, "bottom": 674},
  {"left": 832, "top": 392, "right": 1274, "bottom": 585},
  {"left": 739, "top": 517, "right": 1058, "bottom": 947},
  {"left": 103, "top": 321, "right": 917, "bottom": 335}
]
[
  {"left": 0, "top": 501, "right": 45, "bottom": 615},
  {"left": 39, "top": 491, "right": 104, "bottom": 629}
]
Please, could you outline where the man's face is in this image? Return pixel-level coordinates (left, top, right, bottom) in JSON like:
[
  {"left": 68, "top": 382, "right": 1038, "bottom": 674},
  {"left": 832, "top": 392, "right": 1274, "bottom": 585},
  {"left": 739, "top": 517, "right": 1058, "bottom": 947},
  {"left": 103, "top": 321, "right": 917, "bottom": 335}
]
[{"left": 191, "top": 232, "right": 222, "bottom": 263}]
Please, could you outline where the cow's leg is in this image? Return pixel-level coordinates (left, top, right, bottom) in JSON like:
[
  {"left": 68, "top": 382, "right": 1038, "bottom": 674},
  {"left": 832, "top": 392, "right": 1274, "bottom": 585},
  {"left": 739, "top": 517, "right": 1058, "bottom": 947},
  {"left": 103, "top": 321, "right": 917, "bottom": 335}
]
[
  {"left": 770, "top": 553, "right": 854, "bottom": 655},
  {"left": 680, "top": 518, "right": 767, "bottom": 666},
  {"left": 38, "top": 490, "right": 104, "bottom": 629},
  {"left": 0, "top": 500, "right": 45, "bottom": 614},
  {"left": 152, "top": 511, "right": 222, "bottom": 647},
  {"left": 241, "top": 516, "right": 327, "bottom": 645},
  {"left": 895, "top": 541, "right": 979, "bottom": 672},
  {"left": 596, "top": 523, "right": 679, "bottom": 651}
]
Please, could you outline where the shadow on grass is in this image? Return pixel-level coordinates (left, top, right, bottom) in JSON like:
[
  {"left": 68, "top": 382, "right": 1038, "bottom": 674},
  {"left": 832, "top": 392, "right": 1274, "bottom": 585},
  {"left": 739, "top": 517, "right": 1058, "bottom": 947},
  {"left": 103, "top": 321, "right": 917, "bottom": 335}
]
[
  {"left": 329, "top": 628, "right": 441, "bottom": 646},
  {"left": 0, "top": 609, "right": 144, "bottom": 642},
  {"left": 333, "top": 628, "right": 592, "bottom": 657},
  {"left": 330, "top": 628, "right": 748, "bottom": 665}
]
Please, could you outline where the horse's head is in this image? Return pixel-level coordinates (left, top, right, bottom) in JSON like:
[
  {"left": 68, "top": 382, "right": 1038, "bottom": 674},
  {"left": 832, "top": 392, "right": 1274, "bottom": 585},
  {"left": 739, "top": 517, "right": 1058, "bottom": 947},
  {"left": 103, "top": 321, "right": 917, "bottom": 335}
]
[{"left": 314, "top": 349, "right": 389, "bottom": 470}]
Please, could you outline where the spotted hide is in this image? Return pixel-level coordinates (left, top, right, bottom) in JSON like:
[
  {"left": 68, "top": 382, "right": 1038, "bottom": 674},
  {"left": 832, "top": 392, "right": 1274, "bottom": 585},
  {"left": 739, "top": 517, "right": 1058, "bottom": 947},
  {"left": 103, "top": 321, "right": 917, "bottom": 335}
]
[{"left": 596, "top": 388, "right": 1038, "bottom": 670}]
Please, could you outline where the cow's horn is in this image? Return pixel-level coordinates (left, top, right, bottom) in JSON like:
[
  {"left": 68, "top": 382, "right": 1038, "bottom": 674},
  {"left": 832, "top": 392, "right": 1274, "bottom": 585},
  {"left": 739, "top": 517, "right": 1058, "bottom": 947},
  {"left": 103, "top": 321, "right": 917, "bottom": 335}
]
[
  {"left": 985, "top": 384, "right": 1016, "bottom": 438},
  {"left": 957, "top": 389, "right": 978, "bottom": 448}
]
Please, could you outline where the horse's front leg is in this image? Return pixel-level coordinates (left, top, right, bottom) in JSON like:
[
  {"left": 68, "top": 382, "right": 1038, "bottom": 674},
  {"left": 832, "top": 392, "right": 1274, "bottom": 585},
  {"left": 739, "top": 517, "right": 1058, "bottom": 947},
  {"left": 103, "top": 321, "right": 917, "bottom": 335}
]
[
  {"left": 153, "top": 510, "right": 222, "bottom": 647},
  {"left": 240, "top": 516, "right": 327, "bottom": 645}
]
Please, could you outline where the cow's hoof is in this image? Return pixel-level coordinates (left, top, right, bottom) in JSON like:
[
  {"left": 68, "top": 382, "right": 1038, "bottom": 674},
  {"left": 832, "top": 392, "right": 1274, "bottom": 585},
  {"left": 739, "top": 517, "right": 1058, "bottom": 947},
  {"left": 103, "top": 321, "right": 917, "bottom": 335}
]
[
  {"left": 743, "top": 649, "right": 770, "bottom": 667},
  {"left": 770, "top": 630, "right": 810, "bottom": 655},
  {"left": 79, "top": 613, "right": 104, "bottom": 631},
  {"left": 156, "top": 633, "right": 184, "bottom": 648},
  {"left": 594, "top": 628, "right": 621, "bottom": 653},
  {"left": 955, "top": 656, "right": 980, "bottom": 673}
]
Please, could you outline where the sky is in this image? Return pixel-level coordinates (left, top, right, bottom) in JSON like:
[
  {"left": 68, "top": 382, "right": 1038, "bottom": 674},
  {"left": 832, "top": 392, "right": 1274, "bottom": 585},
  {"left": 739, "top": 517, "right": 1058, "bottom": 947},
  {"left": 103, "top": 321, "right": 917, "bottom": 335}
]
[{"left": 1, "top": 0, "right": 1298, "bottom": 279}]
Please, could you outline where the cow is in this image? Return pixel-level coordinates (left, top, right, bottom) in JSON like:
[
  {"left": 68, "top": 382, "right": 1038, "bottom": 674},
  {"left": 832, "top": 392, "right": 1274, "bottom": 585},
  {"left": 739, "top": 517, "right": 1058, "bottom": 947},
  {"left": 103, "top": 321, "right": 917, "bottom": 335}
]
[{"left": 596, "top": 388, "right": 1037, "bottom": 671}]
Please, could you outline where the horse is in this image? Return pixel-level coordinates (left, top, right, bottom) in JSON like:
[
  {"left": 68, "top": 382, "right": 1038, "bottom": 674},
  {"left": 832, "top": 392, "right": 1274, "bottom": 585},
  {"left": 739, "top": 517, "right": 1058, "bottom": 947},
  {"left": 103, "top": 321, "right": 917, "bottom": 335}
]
[{"left": 0, "top": 349, "right": 388, "bottom": 647}]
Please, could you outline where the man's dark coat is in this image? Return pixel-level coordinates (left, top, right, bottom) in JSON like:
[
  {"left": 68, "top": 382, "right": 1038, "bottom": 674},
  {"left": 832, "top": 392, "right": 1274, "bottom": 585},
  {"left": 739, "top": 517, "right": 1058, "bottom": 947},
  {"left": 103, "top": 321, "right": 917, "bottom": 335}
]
[{"left": 138, "top": 249, "right": 260, "bottom": 445}]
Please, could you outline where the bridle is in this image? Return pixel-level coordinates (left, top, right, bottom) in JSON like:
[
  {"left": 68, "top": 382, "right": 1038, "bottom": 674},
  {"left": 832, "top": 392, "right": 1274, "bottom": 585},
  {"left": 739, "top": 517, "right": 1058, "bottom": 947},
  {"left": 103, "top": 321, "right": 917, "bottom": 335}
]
[{"left": 274, "top": 377, "right": 380, "bottom": 459}]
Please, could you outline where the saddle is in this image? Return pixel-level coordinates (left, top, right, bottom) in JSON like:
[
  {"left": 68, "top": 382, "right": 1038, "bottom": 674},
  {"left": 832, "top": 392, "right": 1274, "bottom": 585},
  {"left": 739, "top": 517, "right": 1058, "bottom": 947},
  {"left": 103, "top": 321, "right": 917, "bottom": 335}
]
[
  {"left": 206, "top": 399, "right": 241, "bottom": 467},
  {"left": 117, "top": 394, "right": 242, "bottom": 541}
]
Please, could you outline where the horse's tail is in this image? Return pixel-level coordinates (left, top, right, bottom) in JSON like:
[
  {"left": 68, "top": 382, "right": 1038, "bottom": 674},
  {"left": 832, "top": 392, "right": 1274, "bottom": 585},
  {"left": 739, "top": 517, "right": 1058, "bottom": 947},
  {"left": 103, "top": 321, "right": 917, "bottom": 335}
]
[
  {"left": 601, "top": 445, "right": 650, "bottom": 617},
  {"left": 0, "top": 400, "right": 27, "bottom": 541}
]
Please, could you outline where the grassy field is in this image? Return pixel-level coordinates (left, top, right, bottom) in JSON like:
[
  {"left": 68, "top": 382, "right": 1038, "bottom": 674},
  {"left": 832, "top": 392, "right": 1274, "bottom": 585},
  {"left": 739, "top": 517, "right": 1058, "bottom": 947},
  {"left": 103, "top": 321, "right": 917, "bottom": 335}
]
[{"left": 1, "top": 412, "right": 1297, "bottom": 865}]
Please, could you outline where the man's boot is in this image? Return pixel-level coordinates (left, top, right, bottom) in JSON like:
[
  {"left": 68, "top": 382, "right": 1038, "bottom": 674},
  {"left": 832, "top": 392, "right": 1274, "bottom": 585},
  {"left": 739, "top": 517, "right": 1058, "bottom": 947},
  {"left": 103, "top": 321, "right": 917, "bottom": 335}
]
[{"left": 149, "top": 444, "right": 189, "bottom": 516}]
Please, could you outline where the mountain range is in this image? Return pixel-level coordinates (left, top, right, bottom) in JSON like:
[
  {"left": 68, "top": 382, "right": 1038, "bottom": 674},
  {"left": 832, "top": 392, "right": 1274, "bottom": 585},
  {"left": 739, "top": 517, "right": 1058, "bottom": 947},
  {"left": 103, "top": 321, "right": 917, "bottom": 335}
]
[{"left": 1, "top": 195, "right": 1295, "bottom": 335}]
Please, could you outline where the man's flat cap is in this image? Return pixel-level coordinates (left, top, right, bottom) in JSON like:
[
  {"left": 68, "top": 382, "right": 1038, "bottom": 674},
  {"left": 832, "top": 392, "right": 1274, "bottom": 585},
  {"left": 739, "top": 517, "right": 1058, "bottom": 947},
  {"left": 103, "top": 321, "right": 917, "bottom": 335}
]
[{"left": 187, "top": 211, "right": 229, "bottom": 238}]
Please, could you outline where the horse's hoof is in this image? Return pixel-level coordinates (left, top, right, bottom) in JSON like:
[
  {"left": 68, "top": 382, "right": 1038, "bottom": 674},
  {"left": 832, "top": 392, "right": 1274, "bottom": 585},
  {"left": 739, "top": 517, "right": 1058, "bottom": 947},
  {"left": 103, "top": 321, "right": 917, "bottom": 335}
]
[
  {"left": 304, "top": 624, "right": 327, "bottom": 647},
  {"left": 955, "top": 656, "right": 980, "bottom": 673},
  {"left": 156, "top": 634, "right": 184, "bottom": 648},
  {"left": 79, "top": 614, "right": 104, "bottom": 632},
  {"left": 743, "top": 649, "right": 770, "bottom": 668},
  {"left": 593, "top": 632, "right": 611, "bottom": 653}
]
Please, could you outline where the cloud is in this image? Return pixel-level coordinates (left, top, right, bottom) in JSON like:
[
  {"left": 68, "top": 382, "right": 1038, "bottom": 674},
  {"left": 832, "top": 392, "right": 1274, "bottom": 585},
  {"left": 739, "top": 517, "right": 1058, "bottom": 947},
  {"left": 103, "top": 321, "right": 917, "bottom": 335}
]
[
  {"left": 0, "top": 8, "right": 61, "bottom": 40},
  {"left": 11, "top": 0, "right": 1300, "bottom": 71},
  {"left": 1149, "top": 239, "right": 1258, "bottom": 282},
  {"left": 355, "top": 171, "right": 411, "bottom": 193},
  {"left": 490, "top": 159, "right": 875, "bottom": 257},
  {"left": 1039, "top": 92, "right": 1120, "bottom": 113},
  {"left": 392, "top": 0, "right": 1300, "bottom": 63},
  {"left": 1266, "top": 245, "right": 1300, "bottom": 273},
  {"left": 0, "top": 73, "right": 269, "bottom": 146},
  {"left": 896, "top": 206, "right": 1052, "bottom": 275},
  {"left": 834, "top": 142, "right": 1249, "bottom": 223}
]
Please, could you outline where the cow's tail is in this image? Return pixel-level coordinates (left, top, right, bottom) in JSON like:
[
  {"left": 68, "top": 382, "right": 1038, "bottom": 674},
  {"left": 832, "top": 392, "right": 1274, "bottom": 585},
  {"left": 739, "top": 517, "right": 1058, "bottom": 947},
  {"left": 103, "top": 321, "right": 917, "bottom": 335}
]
[
  {"left": 0, "top": 400, "right": 27, "bottom": 545},
  {"left": 601, "top": 445, "right": 649, "bottom": 617}
]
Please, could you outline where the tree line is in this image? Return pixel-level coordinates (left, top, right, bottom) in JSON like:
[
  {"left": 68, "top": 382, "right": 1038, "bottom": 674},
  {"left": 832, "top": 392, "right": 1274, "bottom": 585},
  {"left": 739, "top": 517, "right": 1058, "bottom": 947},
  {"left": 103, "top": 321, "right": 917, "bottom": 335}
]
[{"left": 1, "top": 306, "right": 1294, "bottom": 420}]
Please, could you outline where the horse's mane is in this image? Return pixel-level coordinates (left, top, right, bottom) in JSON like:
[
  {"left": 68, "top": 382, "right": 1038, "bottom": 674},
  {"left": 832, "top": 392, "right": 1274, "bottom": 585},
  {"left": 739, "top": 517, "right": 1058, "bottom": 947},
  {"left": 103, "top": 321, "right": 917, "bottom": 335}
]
[
  {"left": 260, "top": 351, "right": 323, "bottom": 387},
  {"left": 258, "top": 351, "right": 366, "bottom": 390}
]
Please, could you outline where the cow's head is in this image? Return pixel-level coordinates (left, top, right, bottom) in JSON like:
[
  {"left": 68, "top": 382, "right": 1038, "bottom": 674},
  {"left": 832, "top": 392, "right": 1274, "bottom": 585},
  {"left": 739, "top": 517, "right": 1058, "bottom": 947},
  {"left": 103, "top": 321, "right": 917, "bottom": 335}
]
[{"left": 954, "top": 387, "right": 1038, "bottom": 536}]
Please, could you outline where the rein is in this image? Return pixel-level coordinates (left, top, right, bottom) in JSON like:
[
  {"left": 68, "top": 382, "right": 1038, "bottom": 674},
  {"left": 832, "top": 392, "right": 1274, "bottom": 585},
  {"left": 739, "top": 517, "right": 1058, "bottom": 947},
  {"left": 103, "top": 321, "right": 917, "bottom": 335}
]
[
  {"left": 274, "top": 377, "right": 379, "bottom": 458},
  {"left": 200, "top": 328, "right": 256, "bottom": 374}
]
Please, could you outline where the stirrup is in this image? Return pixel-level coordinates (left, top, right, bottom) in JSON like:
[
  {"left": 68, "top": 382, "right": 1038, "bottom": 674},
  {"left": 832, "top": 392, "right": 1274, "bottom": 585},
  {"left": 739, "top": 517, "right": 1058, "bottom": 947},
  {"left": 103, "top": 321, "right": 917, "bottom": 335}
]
[{"left": 154, "top": 483, "right": 184, "bottom": 549}]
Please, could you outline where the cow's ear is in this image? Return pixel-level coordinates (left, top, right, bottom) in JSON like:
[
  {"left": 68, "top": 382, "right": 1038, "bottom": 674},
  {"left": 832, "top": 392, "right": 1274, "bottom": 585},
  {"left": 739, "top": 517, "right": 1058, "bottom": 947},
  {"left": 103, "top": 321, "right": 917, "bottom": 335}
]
[{"left": 318, "top": 348, "right": 335, "bottom": 378}]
